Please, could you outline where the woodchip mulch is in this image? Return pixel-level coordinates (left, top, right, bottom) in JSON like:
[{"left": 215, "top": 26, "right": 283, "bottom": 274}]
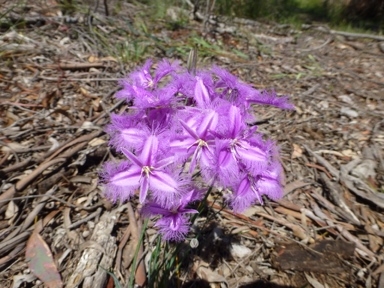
[{"left": 0, "top": 1, "right": 383, "bottom": 287}]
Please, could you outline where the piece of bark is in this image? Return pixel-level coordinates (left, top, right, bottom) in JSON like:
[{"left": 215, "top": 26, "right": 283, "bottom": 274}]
[
  {"left": 66, "top": 210, "right": 118, "bottom": 288},
  {"left": 272, "top": 240, "right": 355, "bottom": 273}
]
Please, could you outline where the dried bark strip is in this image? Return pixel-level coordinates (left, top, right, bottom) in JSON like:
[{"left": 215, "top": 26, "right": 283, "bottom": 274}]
[
  {"left": 272, "top": 240, "right": 355, "bottom": 273},
  {"left": 66, "top": 210, "right": 119, "bottom": 288}
]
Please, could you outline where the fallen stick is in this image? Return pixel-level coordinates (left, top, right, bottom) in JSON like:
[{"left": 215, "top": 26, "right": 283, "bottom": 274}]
[{"left": 0, "top": 130, "right": 102, "bottom": 209}]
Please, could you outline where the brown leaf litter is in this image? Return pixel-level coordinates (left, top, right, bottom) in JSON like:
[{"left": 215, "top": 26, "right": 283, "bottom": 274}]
[{"left": 0, "top": 0, "right": 383, "bottom": 287}]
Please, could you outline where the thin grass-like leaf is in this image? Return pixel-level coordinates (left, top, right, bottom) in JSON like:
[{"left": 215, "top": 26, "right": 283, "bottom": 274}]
[
  {"left": 128, "top": 218, "right": 149, "bottom": 288},
  {"left": 99, "top": 266, "right": 122, "bottom": 288}
]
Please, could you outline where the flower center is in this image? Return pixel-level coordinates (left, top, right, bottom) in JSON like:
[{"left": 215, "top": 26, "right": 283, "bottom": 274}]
[
  {"left": 141, "top": 166, "right": 153, "bottom": 177},
  {"left": 197, "top": 139, "right": 208, "bottom": 147}
]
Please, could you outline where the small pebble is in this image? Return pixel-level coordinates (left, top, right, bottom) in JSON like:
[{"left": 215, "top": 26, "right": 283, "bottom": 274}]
[{"left": 340, "top": 107, "right": 359, "bottom": 118}]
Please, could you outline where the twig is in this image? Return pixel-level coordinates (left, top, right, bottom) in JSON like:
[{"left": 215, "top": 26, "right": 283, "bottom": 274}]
[
  {"left": 0, "top": 194, "right": 77, "bottom": 208},
  {"left": 103, "top": 0, "right": 109, "bottom": 16},
  {"left": 0, "top": 244, "right": 25, "bottom": 267},
  {"left": 299, "top": 37, "right": 333, "bottom": 52},
  {"left": 340, "top": 69, "right": 384, "bottom": 87},
  {"left": 253, "top": 33, "right": 295, "bottom": 44},
  {"left": 115, "top": 222, "right": 132, "bottom": 279},
  {"left": 0, "top": 151, "right": 10, "bottom": 167},
  {"left": 43, "top": 130, "right": 102, "bottom": 162},
  {"left": 309, "top": 202, "right": 375, "bottom": 260},
  {"left": 330, "top": 29, "right": 384, "bottom": 41},
  {"left": 336, "top": 225, "right": 376, "bottom": 260},
  {"left": 276, "top": 199, "right": 339, "bottom": 235},
  {"left": 0, "top": 198, "right": 63, "bottom": 267},
  {"left": 0, "top": 144, "right": 51, "bottom": 154},
  {"left": 68, "top": 208, "right": 103, "bottom": 230},
  {"left": 256, "top": 212, "right": 314, "bottom": 243},
  {"left": 2, "top": 186, "right": 59, "bottom": 243},
  {"left": 305, "top": 162, "right": 333, "bottom": 179},
  {"left": 303, "top": 145, "right": 339, "bottom": 179},
  {"left": 309, "top": 190, "right": 349, "bottom": 224},
  {"left": 45, "top": 62, "right": 107, "bottom": 70},
  {"left": 319, "top": 172, "right": 360, "bottom": 225},
  {"left": 301, "top": 84, "right": 320, "bottom": 97},
  {"left": 0, "top": 130, "right": 101, "bottom": 209},
  {"left": 340, "top": 173, "right": 384, "bottom": 209},
  {"left": 312, "top": 26, "right": 384, "bottom": 41},
  {"left": 37, "top": 76, "right": 121, "bottom": 81},
  {"left": 209, "top": 201, "right": 310, "bottom": 242},
  {"left": 0, "top": 158, "right": 64, "bottom": 209}
]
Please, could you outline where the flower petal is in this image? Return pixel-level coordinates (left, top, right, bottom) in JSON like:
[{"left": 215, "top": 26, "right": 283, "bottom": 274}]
[
  {"left": 139, "top": 176, "right": 150, "bottom": 203},
  {"left": 110, "top": 167, "right": 141, "bottom": 187},
  {"left": 156, "top": 156, "right": 175, "bottom": 169},
  {"left": 179, "top": 119, "right": 199, "bottom": 140},
  {"left": 149, "top": 170, "right": 178, "bottom": 193},
  {"left": 121, "top": 128, "right": 146, "bottom": 145},
  {"left": 155, "top": 215, "right": 190, "bottom": 241},
  {"left": 140, "top": 135, "right": 159, "bottom": 165},
  {"left": 228, "top": 105, "right": 243, "bottom": 137},
  {"left": 122, "top": 147, "right": 143, "bottom": 168},
  {"left": 194, "top": 77, "right": 211, "bottom": 107},
  {"left": 257, "top": 177, "right": 282, "bottom": 200},
  {"left": 197, "top": 109, "right": 218, "bottom": 138},
  {"left": 142, "top": 202, "right": 172, "bottom": 217}
]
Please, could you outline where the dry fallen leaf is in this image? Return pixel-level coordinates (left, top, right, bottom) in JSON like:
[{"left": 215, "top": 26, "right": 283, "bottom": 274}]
[
  {"left": 88, "top": 55, "right": 98, "bottom": 63},
  {"left": 89, "top": 137, "right": 106, "bottom": 147},
  {"left": 5, "top": 200, "right": 19, "bottom": 224},
  {"left": 197, "top": 266, "right": 228, "bottom": 287},
  {"left": 341, "top": 149, "right": 358, "bottom": 158},
  {"left": 26, "top": 231, "right": 63, "bottom": 288},
  {"left": 230, "top": 244, "right": 252, "bottom": 258},
  {"left": 305, "top": 273, "right": 328, "bottom": 288},
  {"left": 1, "top": 142, "right": 27, "bottom": 153},
  {"left": 292, "top": 143, "right": 303, "bottom": 159}
]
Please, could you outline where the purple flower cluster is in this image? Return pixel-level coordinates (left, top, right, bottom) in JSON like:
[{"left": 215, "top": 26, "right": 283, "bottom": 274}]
[{"left": 100, "top": 59, "right": 293, "bottom": 241}]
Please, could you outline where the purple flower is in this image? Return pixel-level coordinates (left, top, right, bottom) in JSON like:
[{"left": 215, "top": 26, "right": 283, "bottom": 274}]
[
  {"left": 101, "top": 58, "right": 293, "bottom": 242},
  {"left": 171, "top": 109, "right": 218, "bottom": 173},
  {"left": 115, "top": 59, "right": 180, "bottom": 108},
  {"left": 107, "top": 135, "right": 179, "bottom": 204},
  {"left": 213, "top": 105, "right": 269, "bottom": 175},
  {"left": 130, "top": 59, "right": 154, "bottom": 88},
  {"left": 100, "top": 160, "right": 135, "bottom": 203},
  {"left": 119, "top": 59, "right": 178, "bottom": 90},
  {"left": 194, "top": 76, "right": 213, "bottom": 108},
  {"left": 212, "top": 65, "right": 252, "bottom": 106},
  {"left": 142, "top": 189, "right": 201, "bottom": 241},
  {"left": 247, "top": 89, "right": 295, "bottom": 110},
  {"left": 256, "top": 160, "right": 284, "bottom": 200},
  {"left": 201, "top": 138, "right": 239, "bottom": 187},
  {"left": 107, "top": 108, "right": 176, "bottom": 157},
  {"left": 226, "top": 171, "right": 262, "bottom": 213},
  {"left": 227, "top": 160, "right": 284, "bottom": 213},
  {"left": 106, "top": 112, "right": 150, "bottom": 153}
]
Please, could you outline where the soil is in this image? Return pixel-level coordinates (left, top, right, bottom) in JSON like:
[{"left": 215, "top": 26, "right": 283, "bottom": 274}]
[{"left": 0, "top": 1, "right": 383, "bottom": 287}]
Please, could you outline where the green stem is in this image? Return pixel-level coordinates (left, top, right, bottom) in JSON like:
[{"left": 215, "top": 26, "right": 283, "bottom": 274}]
[{"left": 128, "top": 218, "right": 149, "bottom": 288}]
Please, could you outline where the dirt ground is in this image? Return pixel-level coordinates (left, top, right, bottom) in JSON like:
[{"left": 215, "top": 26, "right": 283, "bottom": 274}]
[{"left": 0, "top": 1, "right": 383, "bottom": 287}]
